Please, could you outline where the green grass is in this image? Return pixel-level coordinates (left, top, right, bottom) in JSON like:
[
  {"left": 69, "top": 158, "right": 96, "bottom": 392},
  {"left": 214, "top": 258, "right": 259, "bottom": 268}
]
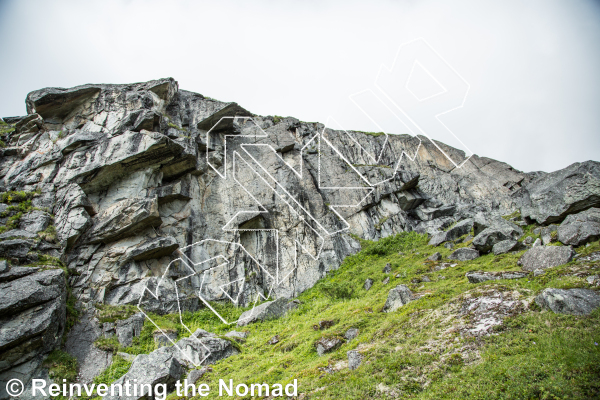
[
  {"left": 92, "top": 232, "right": 599, "bottom": 400},
  {"left": 44, "top": 350, "right": 78, "bottom": 382}
]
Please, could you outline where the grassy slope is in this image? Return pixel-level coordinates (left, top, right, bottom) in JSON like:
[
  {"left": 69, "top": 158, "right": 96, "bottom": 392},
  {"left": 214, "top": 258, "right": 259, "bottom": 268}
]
[{"left": 94, "top": 230, "right": 600, "bottom": 400}]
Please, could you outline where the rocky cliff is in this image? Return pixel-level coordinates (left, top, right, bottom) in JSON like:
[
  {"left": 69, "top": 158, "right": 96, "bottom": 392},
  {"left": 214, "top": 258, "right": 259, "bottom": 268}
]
[{"left": 1, "top": 78, "right": 599, "bottom": 398}]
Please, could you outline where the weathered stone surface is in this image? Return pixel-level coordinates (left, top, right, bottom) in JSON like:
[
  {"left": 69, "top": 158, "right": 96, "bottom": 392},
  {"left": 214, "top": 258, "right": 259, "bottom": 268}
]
[
  {"left": 104, "top": 346, "right": 184, "bottom": 400},
  {"left": 0, "top": 239, "right": 34, "bottom": 261},
  {"left": 316, "top": 337, "right": 343, "bottom": 356},
  {"left": 448, "top": 248, "right": 480, "bottom": 261},
  {"left": 347, "top": 350, "right": 362, "bottom": 370},
  {"left": 237, "top": 298, "right": 288, "bottom": 326},
  {"left": 0, "top": 229, "right": 37, "bottom": 240},
  {"left": 557, "top": 208, "right": 600, "bottom": 246},
  {"left": 19, "top": 210, "right": 52, "bottom": 233},
  {"left": 535, "top": 288, "right": 600, "bottom": 315},
  {"left": 427, "top": 219, "right": 473, "bottom": 246},
  {"left": 518, "top": 161, "right": 600, "bottom": 224},
  {"left": 541, "top": 225, "right": 559, "bottom": 245},
  {"left": 472, "top": 219, "right": 523, "bottom": 253},
  {"left": 65, "top": 313, "right": 112, "bottom": 383},
  {"left": 383, "top": 285, "right": 413, "bottom": 312},
  {"left": 0, "top": 268, "right": 66, "bottom": 381},
  {"left": 466, "top": 270, "right": 528, "bottom": 283},
  {"left": 115, "top": 312, "right": 145, "bottom": 347},
  {"left": 344, "top": 328, "right": 359, "bottom": 341},
  {"left": 492, "top": 239, "right": 521, "bottom": 255},
  {"left": 0, "top": 268, "right": 65, "bottom": 316},
  {"left": 427, "top": 252, "right": 442, "bottom": 261},
  {"left": 86, "top": 197, "right": 162, "bottom": 244},
  {"left": 518, "top": 246, "right": 576, "bottom": 271},
  {"left": 382, "top": 263, "right": 391, "bottom": 273},
  {"left": 364, "top": 278, "right": 374, "bottom": 291}
]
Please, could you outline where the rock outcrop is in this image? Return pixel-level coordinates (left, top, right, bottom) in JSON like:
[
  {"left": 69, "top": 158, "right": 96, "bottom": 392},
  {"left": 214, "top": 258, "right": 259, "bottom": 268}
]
[{"left": 1, "top": 77, "right": 599, "bottom": 391}]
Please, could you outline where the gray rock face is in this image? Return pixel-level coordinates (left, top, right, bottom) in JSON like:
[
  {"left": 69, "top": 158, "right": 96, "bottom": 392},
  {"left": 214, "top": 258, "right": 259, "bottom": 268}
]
[
  {"left": 448, "top": 248, "right": 480, "bottom": 261},
  {"left": 535, "top": 288, "right": 600, "bottom": 315},
  {"left": 382, "top": 263, "right": 392, "bottom": 273},
  {"left": 115, "top": 312, "right": 145, "bottom": 347},
  {"left": 0, "top": 268, "right": 66, "bottom": 387},
  {"left": 19, "top": 210, "right": 52, "bottom": 233},
  {"left": 364, "top": 278, "right": 374, "bottom": 291},
  {"left": 237, "top": 298, "right": 288, "bottom": 326},
  {"left": 65, "top": 313, "right": 112, "bottom": 384},
  {"left": 86, "top": 197, "right": 162, "bottom": 244},
  {"left": 518, "top": 246, "right": 576, "bottom": 271},
  {"left": 557, "top": 208, "right": 600, "bottom": 246},
  {"left": 0, "top": 239, "right": 34, "bottom": 261},
  {"left": 427, "top": 252, "right": 442, "bottom": 261},
  {"left": 383, "top": 285, "right": 413, "bottom": 312},
  {"left": 347, "top": 350, "right": 362, "bottom": 370},
  {"left": 518, "top": 161, "right": 600, "bottom": 224},
  {"left": 224, "top": 331, "right": 249, "bottom": 343}
]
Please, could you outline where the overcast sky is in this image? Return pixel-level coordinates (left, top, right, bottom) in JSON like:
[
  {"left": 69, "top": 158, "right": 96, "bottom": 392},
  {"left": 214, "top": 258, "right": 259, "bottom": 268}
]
[{"left": 1, "top": 0, "right": 599, "bottom": 173}]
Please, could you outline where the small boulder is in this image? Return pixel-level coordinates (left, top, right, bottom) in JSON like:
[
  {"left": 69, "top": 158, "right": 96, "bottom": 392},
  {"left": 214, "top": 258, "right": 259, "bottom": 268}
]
[
  {"left": 344, "top": 328, "right": 359, "bottom": 341},
  {"left": 382, "top": 277, "right": 390, "bottom": 285},
  {"left": 523, "top": 236, "right": 533, "bottom": 245},
  {"left": 466, "top": 271, "right": 498, "bottom": 283},
  {"left": 316, "top": 337, "right": 343, "bottom": 356},
  {"left": 535, "top": 288, "right": 600, "bottom": 315},
  {"left": 237, "top": 298, "right": 288, "bottom": 326},
  {"left": 532, "top": 238, "right": 542, "bottom": 247},
  {"left": 364, "top": 278, "right": 374, "bottom": 291},
  {"left": 313, "top": 320, "right": 335, "bottom": 330},
  {"left": 541, "top": 225, "right": 559, "bottom": 245},
  {"left": 383, "top": 285, "right": 413, "bottom": 313},
  {"left": 187, "top": 367, "right": 212, "bottom": 384},
  {"left": 448, "top": 248, "right": 480, "bottom": 261},
  {"left": 444, "top": 242, "right": 455, "bottom": 250},
  {"left": 347, "top": 350, "right": 362, "bottom": 370},
  {"left": 557, "top": 208, "right": 600, "bottom": 246},
  {"left": 427, "top": 252, "right": 442, "bottom": 261},
  {"left": 518, "top": 246, "right": 576, "bottom": 271},
  {"left": 268, "top": 335, "right": 280, "bottom": 345},
  {"left": 224, "top": 331, "right": 249, "bottom": 343},
  {"left": 382, "top": 263, "right": 391, "bottom": 273}
]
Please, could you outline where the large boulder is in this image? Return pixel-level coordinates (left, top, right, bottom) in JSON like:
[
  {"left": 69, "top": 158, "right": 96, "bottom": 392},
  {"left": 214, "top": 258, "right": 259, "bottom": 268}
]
[
  {"left": 428, "top": 219, "right": 473, "bottom": 247},
  {"left": 472, "top": 218, "right": 523, "bottom": 253},
  {"left": 382, "top": 285, "right": 414, "bottom": 313},
  {"left": 535, "top": 288, "right": 600, "bottom": 315},
  {"left": 517, "top": 245, "right": 576, "bottom": 271},
  {"left": 519, "top": 161, "right": 600, "bottom": 224},
  {"left": 492, "top": 239, "right": 522, "bottom": 255},
  {"left": 557, "top": 208, "right": 600, "bottom": 246},
  {"left": 237, "top": 298, "right": 288, "bottom": 326},
  {"left": 466, "top": 271, "right": 528, "bottom": 283},
  {"left": 448, "top": 248, "right": 480, "bottom": 261},
  {"left": 103, "top": 346, "right": 184, "bottom": 400}
]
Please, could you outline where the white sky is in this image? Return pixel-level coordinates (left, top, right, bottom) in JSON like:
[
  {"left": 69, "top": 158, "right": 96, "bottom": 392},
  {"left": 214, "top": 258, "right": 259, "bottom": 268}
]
[{"left": 1, "top": 0, "right": 599, "bottom": 173}]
